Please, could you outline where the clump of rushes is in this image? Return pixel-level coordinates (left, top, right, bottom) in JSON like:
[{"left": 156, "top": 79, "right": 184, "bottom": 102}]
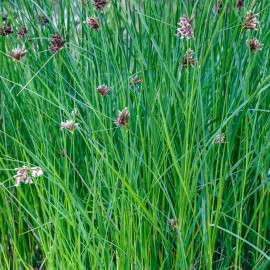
[
  {"left": 49, "top": 32, "right": 67, "bottom": 54},
  {"left": 242, "top": 11, "right": 259, "bottom": 30},
  {"left": 175, "top": 14, "right": 194, "bottom": 39},
  {"left": 129, "top": 75, "right": 143, "bottom": 87},
  {"left": 181, "top": 49, "right": 195, "bottom": 69},
  {"left": 236, "top": 0, "right": 244, "bottom": 10},
  {"left": 13, "top": 165, "right": 43, "bottom": 187},
  {"left": 17, "top": 26, "right": 29, "bottom": 39},
  {"left": 97, "top": 84, "right": 110, "bottom": 98},
  {"left": 38, "top": 14, "right": 49, "bottom": 25},
  {"left": 115, "top": 108, "right": 130, "bottom": 128},
  {"left": 84, "top": 17, "right": 100, "bottom": 31},
  {"left": 0, "top": 22, "right": 13, "bottom": 36},
  {"left": 213, "top": 133, "right": 225, "bottom": 144},
  {"left": 8, "top": 47, "right": 27, "bottom": 61},
  {"left": 93, "top": 0, "right": 109, "bottom": 11},
  {"left": 247, "top": 38, "right": 263, "bottom": 53}
]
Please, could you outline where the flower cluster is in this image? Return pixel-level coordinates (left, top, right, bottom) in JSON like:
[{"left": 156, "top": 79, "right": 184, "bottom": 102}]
[
  {"left": 115, "top": 108, "right": 130, "bottom": 127},
  {"left": 236, "top": 0, "right": 244, "bottom": 10},
  {"left": 13, "top": 166, "right": 43, "bottom": 187},
  {"left": 38, "top": 14, "right": 49, "bottom": 25},
  {"left": 242, "top": 11, "right": 259, "bottom": 31},
  {"left": 247, "top": 38, "right": 263, "bottom": 53},
  {"left": 213, "top": 133, "right": 225, "bottom": 144},
  {"left": 49, "top": 32, "right": 67, "bottom": 54},
  {"left": 0, "top": 22, "right": 13, "bottom": 36},
  {"left": 175, "top": 15, "right": 194, "bottom": 39},
  {"left": 97, "top": 84, "right": 110, "bottom": 98},
  {"left": 93, "top": 0, "right": 109, "bottom": 11},
  {"left": 61, "top": 109, "right": 79, "bottom": 132},
  {"left": 181, "top": 49, "right": 195, "bottom": 69},
  {"left": 8, "top": 47, "right": 27, "bottom": 61},
  {"left": 17, "top": 26, "right": 29, "bottom": 39},
  {"left": 84, "top": 17, "right": 100, "bottom": 31},
  {"left": 129, "top": 76, "right": 143, "bottom": 88}
]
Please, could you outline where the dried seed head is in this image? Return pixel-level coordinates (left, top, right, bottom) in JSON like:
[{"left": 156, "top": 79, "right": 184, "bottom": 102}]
[
  {"left": 38, "top": 14, "right": 49, "bottom": 25},
  {"left": 242, "top": 11, "right": 259, "bottom": 30},
  {"left": 61, "top": 120, "right": 79, "bottom": 132},
  {"left": 247, "top": 38, "right": 263, "bottom": 53},
  {"left": 169, "top": 219, "right": 179, "bottom": 228},
  {"left": 213, "top": 133, "right": 225, "bottom": 144},
  {"left": 49, "top": 32, "right": 67, "bottom": 54},
  {"left": 236, "top": 0, "right": 244, "bottom": 10},
  {"left": 8, "top": 47, "right": 27, "bottom": 61},
  {"left": 129, "top": 75, "right": 143, "bottom": 88},
  {"left": 181, "top": 49, "right": 195, "bottom": 69},
  {"left": 72, "top": 108, "right": 78, "bottom": 118},
  {"left": 175, "top": 14, "right": 194, "bottom": 39},
  {"left": 31, "top": 167, "right": 43, "bottom": 177},
  {"left": 0, "top": 22, "right": 14, "bottom": 36},
  {"left": 84, "top": 17, "right": 100, "bottom": 31},
  {"left": 97, "top": 84, "right": 110, "bottom": 97},
  {"left": 17, "top": 26, "right": 29, "bottom": 39},
  {"left": 93, "top": 0, "right": 109, "bottom": 10},
  {"left": 115, "top": 108, "right": 130, "bottom": 127}
]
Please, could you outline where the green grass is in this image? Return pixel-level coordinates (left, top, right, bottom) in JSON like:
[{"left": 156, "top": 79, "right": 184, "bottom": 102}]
[{"left": 0, "top": 0, "right": 269, "bottom": 269}]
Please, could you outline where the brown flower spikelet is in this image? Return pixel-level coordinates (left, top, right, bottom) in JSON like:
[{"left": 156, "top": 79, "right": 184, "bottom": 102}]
[
  {"left": 247, "top": 38, "right": 263, "bottom": 53},
  {"left": 242, "top": 11, "right": 259, "bottom": 30},
  {"left": 175, "top": 15, "right": 194, "bottom": 39},
  {"left": 8, "top": 47, "right": 27, "bottom": 61},
  {"left": 17, "top": 26, "right": 29, "bottom": 39},
  {"left": 115, "top": 108, "right": 130, "bottom": 127},
  {"left": 49, "top": 32, "right": 67, "bottom": 54},
  {"left": 0, "top": 22, "right": 13, "bottom": 36},
  {"left": 236, "top": 0, "right": 244, "bottom": 10},
  {"left": 93, "top": 0, "right": 109, "bottom": 10},
  {"left": 129, "top": 75, "right": 143, "bottom": 87},
  {"left": 38, "top": 14, "right": 49, "bottom": 25},
  {"left": 181, "top": 49, "right": 195, "bottom": 69},
  {"left": 84, "top": 17, "right": 100, "bottom": 31},
  {"left": 97, "top": 84, "right": 110, "bottom": 97}
]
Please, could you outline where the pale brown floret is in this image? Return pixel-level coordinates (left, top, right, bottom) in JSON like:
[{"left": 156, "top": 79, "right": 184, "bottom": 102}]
[
  {"left": 17, "top": 26, "right": 29, "bottom": 39},
  {"left": 97, "top": 84, "right": 110, "bottom": 97},
  {"left": 236, "top": 0, "right": 244, "bottom": 10},
  {"left": 242, "top": 11, "right": 259, "bottom": 31},
  {"left": 61, "top": 120, "right": 79, "bottom": 132},
  {"left": 49, "top": 32, "right": 67, "bottom": 54},
  {"left": 72, "top": 108, "right": 78, "bottom": 118},
  {"left": 115, "top": 108, "right": 130, "bottom": 127},
  {"left": 181, "top": 49, "right": 195, "bottom": 69},
  {"left": 8, "top": 47, "right": 27, "bottom": 61},
  {"left": 213, "top": 133, "right": 225, "bottom": 144},
  {"left": 129, "top": 75, "right": 143, "bottom": 87},
  {"left": 175, "top": 15, "right": 194, "bottom": 39},
  {"left": 13, "top": 165, "right": 43, "bottom": 186},
  {"left": 38, "top": 14, "right": 49, "bottom": 25},
  {"left": 247, "top": 38, "right": 263, "bottom": 53},
  {"left": 93, "top": 0, "right": 109, "bottom": 10},
  {"left": 84, "top": 17, "right": 100, "bottom": 31}
]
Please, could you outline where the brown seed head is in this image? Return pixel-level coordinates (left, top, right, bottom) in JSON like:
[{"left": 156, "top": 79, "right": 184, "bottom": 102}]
[
  {"left": 17, "top": 26, "right": 29, "bottom": 39},
  {"left": 181, "top": 49, "right": 195, "bottom": 69},
  {"left": 0, "top": 22, "right": 14, "bottom": 36},
  {"left": 129, "top": 75, "right": 143, "bottom": 87},
  {"left": 115, "top": 108, "right": 130, "bottom": 127},
  {"left": 213, "top": 133, "right": 225, "bottom": 144},
  {"left": 175, "top": 14, "right": 194, "bottom": 39},
  {"left": 84, "top": 17, "right": 100, "bottom": 31},
  {"left": 8, "top": 47, "right": 27, "bottom": 61},
  {"left": 38, "top": 14, "right": 50, "bottom": 25},
  {"left": 49, "top": 32, "right": 67, "bottom": 54},
  {"left": 97, "top": 84, "right": 110, "bottom": 97},
  {"left": 93, "top": 0, "right": 109, "bottom": 10},
  {"left": 242, "top": 11, "right": 259, "bottom": 30},
  {"left": 247, "top": 38, "right": 263, "bottom": 53},
  {"left": 236, "top": 0, "right": 244, "bottom": 10},
  {"left": 61, "top": 120, "right": 79, "bottom": 132}
]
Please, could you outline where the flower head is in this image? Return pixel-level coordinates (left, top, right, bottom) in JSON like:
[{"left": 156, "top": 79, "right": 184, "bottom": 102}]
[
  {"left": 38, "top": 14, "right": 49, "bottom": 25},
  {"left": 93, "top": 0, "right": 109, "bottom": 11},
  {"left": 72, "top": 108, "right": 78, "bottom": 118},
  {"left": 242, "top": 11, "right": 259, "bottom": 30},
  {"left": 175, "top": 15, "right": 194, "bottom": 39},
  {"left": 17, "top": 26, "right": 29, "bottom": 39},
  {"left": 129, "top": 75, "right": 143, "bottom": 88},
  {"left": 84, "top": 17, "right": 100, "bottom": 31},
  {"left": 49, "top": 32, "right": 67, "bottom": 54},
  {"left": 213, "top": 133, "right": 225, "bottom": 144},
  {"left": 97, "top": 84, "right": 110, "bottom": 97},
  {"left": 181, "top": 49, "right": 195, "bottom": 69},
  {"left": 236, "top": 0, "right": 244, "bottom": 10},
  {"left": 31, "top": 167, "right": 44, "bottom": 178},
  {"left": 8, "top": 47, "right": 27, "bottom": 61},
  {"left": 169, "top": 219, "right": 179, "bottom": 228},
  {"left": 61, "top": 120, "right": 79, "bottom": 132},
  {"left": 0, "top": 22, "right": 14, "bottom": 36},
  {"left": 115, "top": 108, "right": 130, "bottom": 127},
  {"left": 13, "top": 165, "right": 43, "bottom": 186},
  {"left": 247, "top": 38, "right": 263, "bottom": 53}
]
